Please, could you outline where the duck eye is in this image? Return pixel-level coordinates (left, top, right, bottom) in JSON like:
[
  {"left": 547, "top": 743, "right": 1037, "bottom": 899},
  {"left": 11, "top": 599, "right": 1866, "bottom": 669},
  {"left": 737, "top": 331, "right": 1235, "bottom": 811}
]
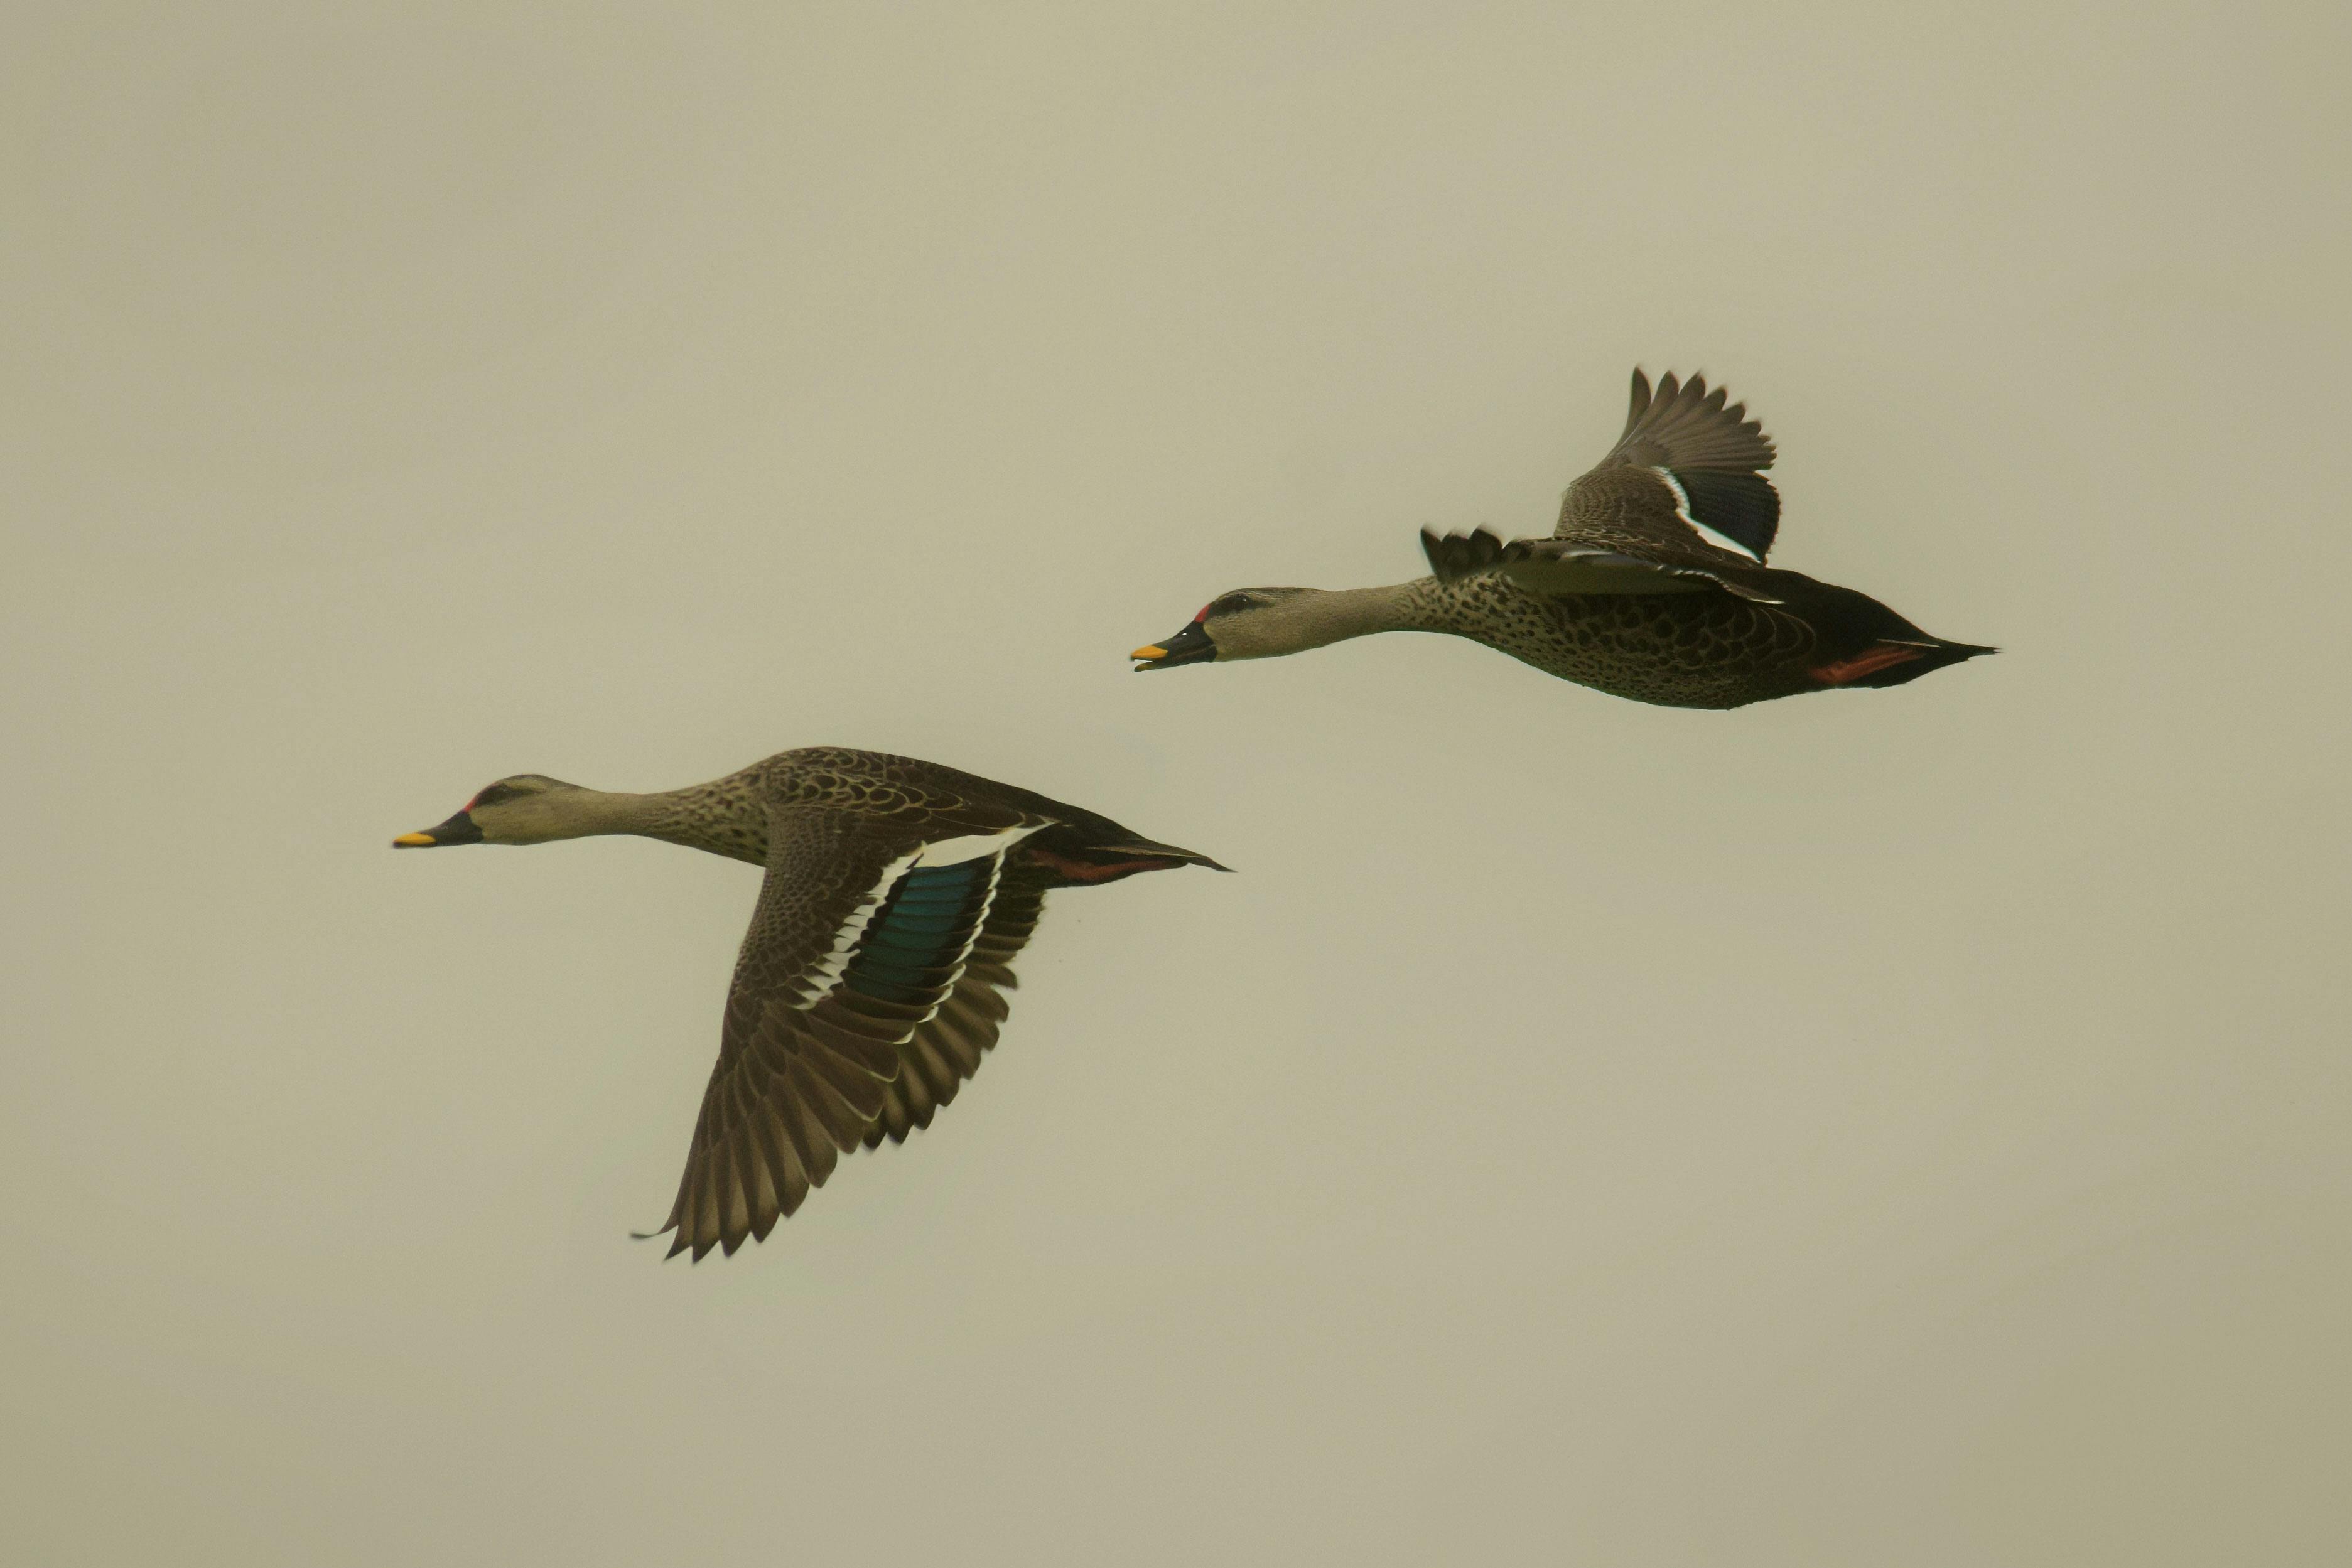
[
  {"left": 468, "top": 783, "right": 519, "bottom": 810},
  {"left": 1204, "top": 593, "right": 1253, "bottom": 618}
]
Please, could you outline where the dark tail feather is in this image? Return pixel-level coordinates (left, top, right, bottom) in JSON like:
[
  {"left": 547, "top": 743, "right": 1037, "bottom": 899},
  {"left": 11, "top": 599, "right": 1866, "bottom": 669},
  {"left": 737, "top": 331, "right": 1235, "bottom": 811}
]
[
  {"left": 1757, "top": 569, "right": 1996, "bottom": 691},
  {"left": 1020, "top": 826, "right": 1231, "bottom": 885},
  {"left": 1096, "top": 837, "right": 1232, "bottom": 873},
  {"left": 1852, "top": 640, "right": 1997, "bottom": 688}
]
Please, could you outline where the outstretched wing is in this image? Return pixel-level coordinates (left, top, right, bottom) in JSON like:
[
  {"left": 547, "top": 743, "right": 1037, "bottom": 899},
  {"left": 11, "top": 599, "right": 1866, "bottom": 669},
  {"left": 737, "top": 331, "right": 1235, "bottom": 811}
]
[
  {"left": 1556, "top": 368, "right": 1780, "bottom": 566},
  {"left": 861, "top": 868, "right": 1050, "bottom": 1148},
  {"left": 1421, "top": 368, "right": 1784, "bottom": 600},
  {"left": 649, "top": 800, "right": 1048, "bottom": 1260}
]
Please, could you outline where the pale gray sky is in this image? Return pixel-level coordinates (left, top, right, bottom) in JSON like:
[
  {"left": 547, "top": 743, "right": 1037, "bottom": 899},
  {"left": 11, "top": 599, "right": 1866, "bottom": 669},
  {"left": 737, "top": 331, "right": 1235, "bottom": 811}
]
[{"left": 5, "top": 3, "right": 2348, "bottom": 1564}]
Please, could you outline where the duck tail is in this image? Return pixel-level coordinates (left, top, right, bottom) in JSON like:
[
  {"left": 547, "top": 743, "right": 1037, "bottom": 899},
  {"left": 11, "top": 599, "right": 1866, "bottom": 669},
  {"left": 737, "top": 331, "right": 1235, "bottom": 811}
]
[
  {"left": 1019, "top": 826, "right": 1231, "bottom": 885},
  {"left": 1095, "top": 836, "right": 1232, "bottom": 873},
  {"left": 1755, "top": 569, "right": 1997, "bottom": 691},
  {"left": 1842, "top": 638, "right": 1998, "bottom": 688}
]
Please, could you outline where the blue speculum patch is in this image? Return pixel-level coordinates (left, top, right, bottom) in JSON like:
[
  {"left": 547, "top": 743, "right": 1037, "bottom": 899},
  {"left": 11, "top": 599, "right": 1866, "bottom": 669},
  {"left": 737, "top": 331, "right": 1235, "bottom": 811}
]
[{"left": 843, "top": 860, "right": 993, "bottom": 1004}]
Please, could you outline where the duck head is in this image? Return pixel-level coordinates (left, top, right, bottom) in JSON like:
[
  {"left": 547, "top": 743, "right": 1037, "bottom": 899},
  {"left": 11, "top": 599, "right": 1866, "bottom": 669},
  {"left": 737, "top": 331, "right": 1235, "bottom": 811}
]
[
  {"left": 392, "top": 774, "right": 587, "bottom": 847},
  {"left": 1130, "top": 588, "right": 1328, "bottom": 670}
]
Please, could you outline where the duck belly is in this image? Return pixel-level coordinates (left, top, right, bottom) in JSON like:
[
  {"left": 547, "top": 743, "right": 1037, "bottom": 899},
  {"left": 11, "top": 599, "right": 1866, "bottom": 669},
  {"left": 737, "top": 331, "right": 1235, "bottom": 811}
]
[{"left": 1440, "top": 581, "right": 1815, "bottom": 709}]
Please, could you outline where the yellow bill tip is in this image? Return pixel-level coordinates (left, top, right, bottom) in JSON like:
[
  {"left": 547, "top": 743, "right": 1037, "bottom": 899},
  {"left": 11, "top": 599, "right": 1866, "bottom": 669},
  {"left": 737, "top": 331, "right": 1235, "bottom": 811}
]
[
  {"left": 392, "top": 832, "right": 436, "bottom": 847},
  {"left": 1130, "top": 645, "right": 1168, "bottom": 661}
]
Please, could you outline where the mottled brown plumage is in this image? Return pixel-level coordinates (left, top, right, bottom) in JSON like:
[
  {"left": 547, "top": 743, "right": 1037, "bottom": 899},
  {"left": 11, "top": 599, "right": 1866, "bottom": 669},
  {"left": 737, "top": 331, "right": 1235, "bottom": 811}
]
[
  {"left": 394, "top": 747, "right": 1226, "bottom": 1260},
  {"left": 1134, "top": 368, "right": 1992, "bottom": 707}
]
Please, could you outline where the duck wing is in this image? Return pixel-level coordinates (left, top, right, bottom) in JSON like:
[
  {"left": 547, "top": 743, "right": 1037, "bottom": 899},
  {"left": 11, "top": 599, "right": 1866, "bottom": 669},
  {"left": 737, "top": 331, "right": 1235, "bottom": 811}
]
[
  {"left": 1560, "top": 368, "right": 1779, "bottom": 562},
  {"left": 1420, "top": 370, "right": 1786, "bottom": 601},
  {"left": 853, "top": 812, "right": 1225, "bottom": 1148},
  {"left": 860, "top": 868, "right": 1049, "bottom": 1150},
  {"left": 646, "top": 794, "right": 1049, "bottom": 1260}
]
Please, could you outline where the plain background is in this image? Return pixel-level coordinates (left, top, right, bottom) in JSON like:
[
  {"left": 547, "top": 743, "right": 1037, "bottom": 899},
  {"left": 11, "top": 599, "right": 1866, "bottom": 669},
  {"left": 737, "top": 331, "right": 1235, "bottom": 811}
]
[{"left": 6, "top": 3, "right": 2348, "bottom": 1563}]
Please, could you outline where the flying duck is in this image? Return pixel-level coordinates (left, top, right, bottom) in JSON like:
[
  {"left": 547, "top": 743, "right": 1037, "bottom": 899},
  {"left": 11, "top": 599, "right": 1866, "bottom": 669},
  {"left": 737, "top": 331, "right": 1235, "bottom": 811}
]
[
  {"left": 393, "top": 746, "right": 1226, "bottom": 1260},
  {"left": 1131, "top": 369, "right": 1992, "bottom": 708}
]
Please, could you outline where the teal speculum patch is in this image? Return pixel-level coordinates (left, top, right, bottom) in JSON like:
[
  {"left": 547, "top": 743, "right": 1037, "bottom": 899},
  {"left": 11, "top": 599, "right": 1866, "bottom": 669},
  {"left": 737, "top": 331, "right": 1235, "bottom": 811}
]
[{"left": 842, "top": 859, "right": 995, "bottom": 1004}]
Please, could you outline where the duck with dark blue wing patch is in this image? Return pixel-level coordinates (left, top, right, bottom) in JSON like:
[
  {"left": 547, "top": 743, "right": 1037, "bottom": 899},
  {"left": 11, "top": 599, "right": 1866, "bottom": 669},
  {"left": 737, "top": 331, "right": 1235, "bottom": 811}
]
[
  {"left": 1131, "top": 367, "right": 1992, "bottom": 709},
  {"left": 393, "top": 748, "right": 1226, "bottom": 1260}
]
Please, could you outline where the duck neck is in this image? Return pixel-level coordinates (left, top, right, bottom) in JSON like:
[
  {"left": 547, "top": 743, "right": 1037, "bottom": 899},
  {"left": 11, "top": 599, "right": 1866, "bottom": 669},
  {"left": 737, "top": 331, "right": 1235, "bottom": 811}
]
[
  {"left": 1288, "top": 583, "right": 1427, "bottom": 650},
  {"left": 544, "top": 788, "right": 670, "bottom": 841},
  {"left": 491, "top": 782, "right": 767, "bottom": 866},
  {"left": 637, "top": 781, "right": 772, "bottom": 866}
]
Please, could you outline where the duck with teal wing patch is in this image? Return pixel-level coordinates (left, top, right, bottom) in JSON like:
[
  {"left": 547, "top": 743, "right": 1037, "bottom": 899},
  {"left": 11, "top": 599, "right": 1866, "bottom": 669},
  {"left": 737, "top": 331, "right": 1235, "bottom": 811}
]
[{"left": 394, "top": 746, "right": 1227, "bottom": 1260}]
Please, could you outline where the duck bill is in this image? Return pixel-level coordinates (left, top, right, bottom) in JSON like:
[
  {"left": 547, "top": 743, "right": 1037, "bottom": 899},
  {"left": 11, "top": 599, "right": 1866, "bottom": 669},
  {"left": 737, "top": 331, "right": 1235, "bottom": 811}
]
[
  {"left": 392, "top": 809, "right": 484, "bottom": 848},
  {"left": 1131, "top": 620, "right": 1216, "bottom": 671}
]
